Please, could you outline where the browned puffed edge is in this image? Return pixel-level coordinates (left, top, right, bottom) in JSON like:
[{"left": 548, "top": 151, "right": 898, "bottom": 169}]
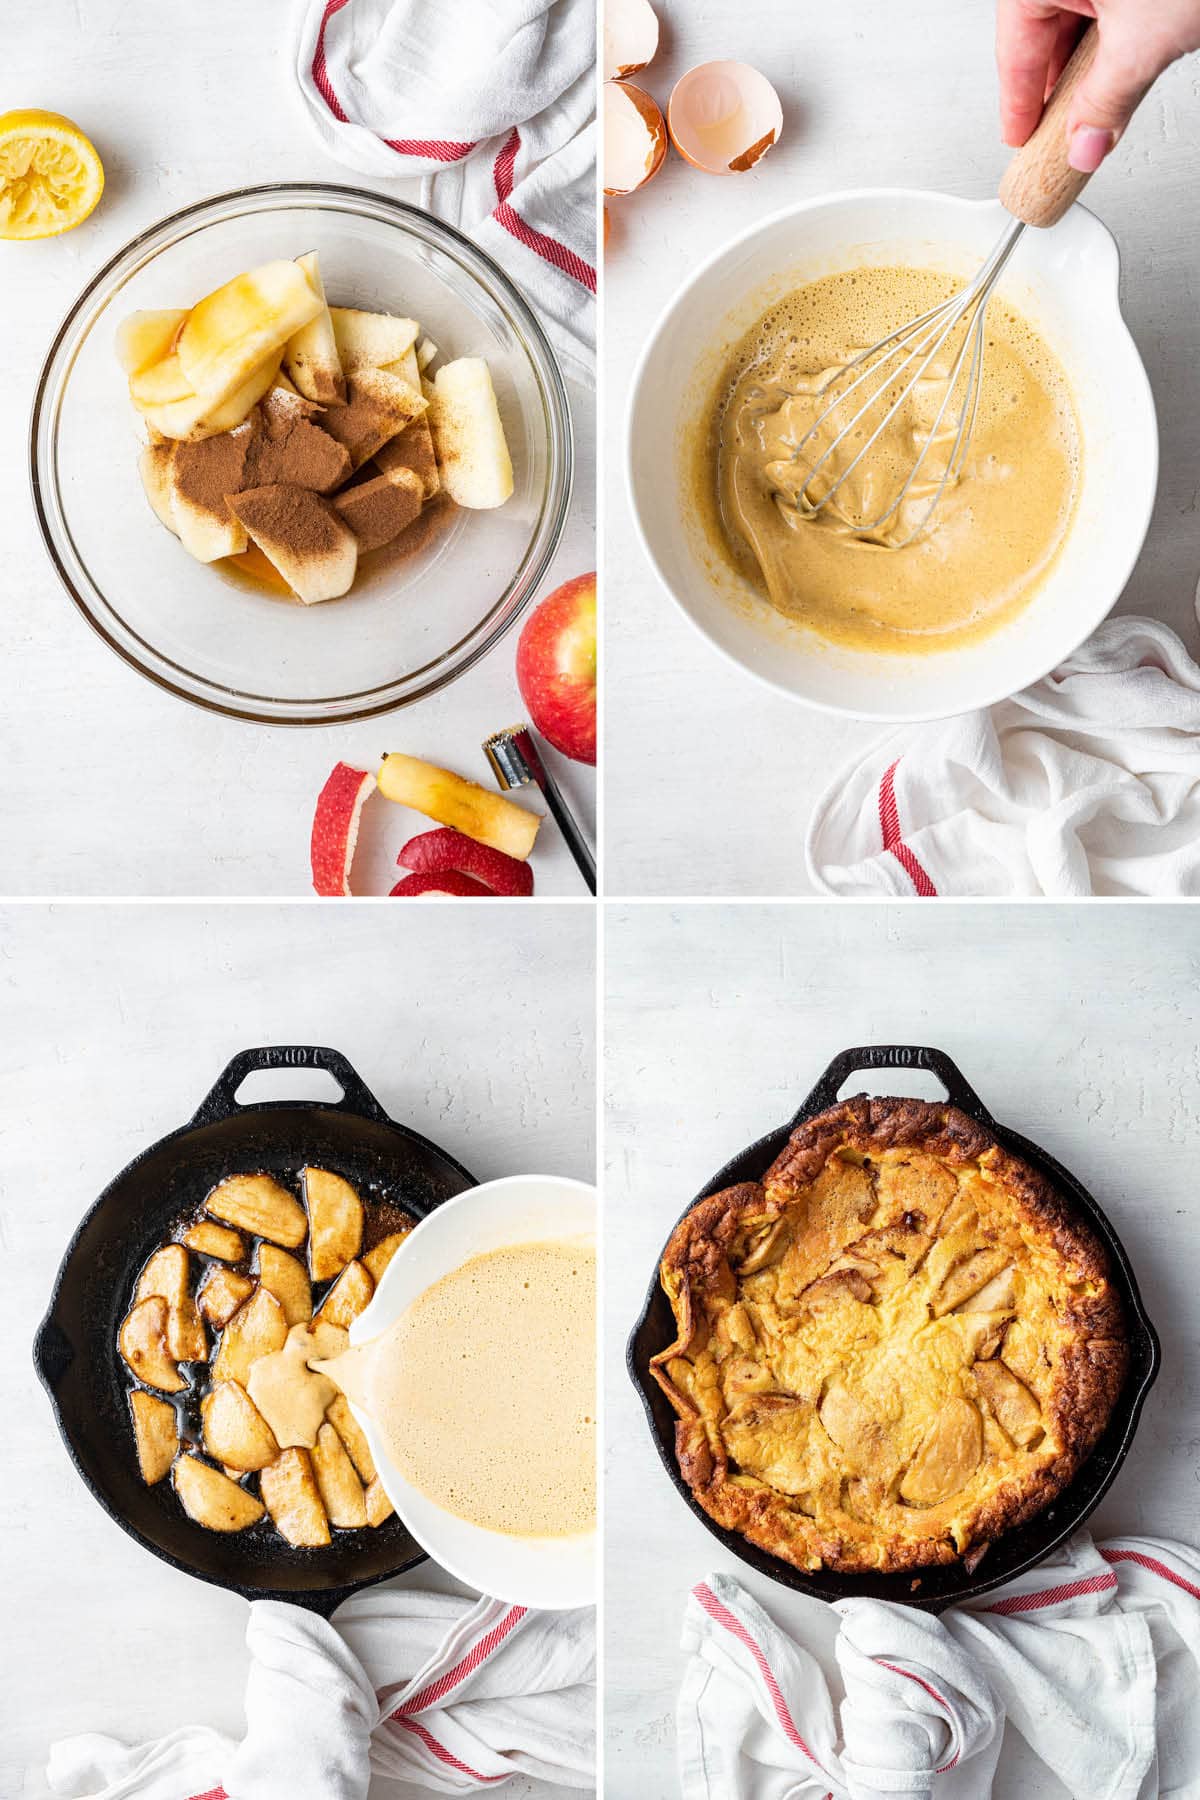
[{"left": 648, "top": 1095, "right": 1129, "bottom": 1569}]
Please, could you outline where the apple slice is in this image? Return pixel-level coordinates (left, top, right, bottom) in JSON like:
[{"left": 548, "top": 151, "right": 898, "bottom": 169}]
[
  {"left": 377, "top": 753, "right": 540, "bottom": 859},
  {"left": 116, "top": 308, "right": 188, "bottom": 375},
  {"left": 329, "top": 306, "right": 419, "bottom": 372},
  {"left": 311, "top": 763, "right": 376, "bottom": 897},
  {"left": 319, "top": 368, "right": 427, "bottom": 470},
  {"left": 398, "top": 828, "right": 534, "bottom": 896},
  {"left": 138, "top": 353, "right": 281, "bottom": 443},
  {"left": 375, "top": 344, "right": 439, "bottom": 499},
  {"left": 138, "top": 444, "right": 178, "bottom": 536},
  {"left": 129, "top": 351, "right": 195, "bottom": 409},
  {"left": 283, "top": 251, "right": 346, "bottom": 404},
  {"left": 416, "top": 337, "right": 438, "bottom": 371},
  {"left": 229, "top": 485, "right": 358, "bottom": 604},
  {"left": 390, "top": 871, "right": 493, "bottom": 897},
  {"left": 333, "top": 468, "right": 424, "bottom": 553},
  {"left": 428, "top": 358, "right": 514, "bottom": 509},
  {"left": 177, "top": 260, "right": 321, "bottom": 405}
]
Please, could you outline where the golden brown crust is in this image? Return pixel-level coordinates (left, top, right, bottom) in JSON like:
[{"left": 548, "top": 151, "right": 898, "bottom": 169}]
[{"left": 652, "top": 1098, "right": 1128, "bottom": 1575}]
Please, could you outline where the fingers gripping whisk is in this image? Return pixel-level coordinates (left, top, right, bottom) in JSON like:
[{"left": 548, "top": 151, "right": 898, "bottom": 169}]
[{"left": 782, "top": 219, "right": 1027, "bottom": 549}]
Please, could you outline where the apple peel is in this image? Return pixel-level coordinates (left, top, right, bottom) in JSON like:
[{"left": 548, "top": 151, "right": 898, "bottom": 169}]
[
  {"left": 390, "top": 871, "right": 493, "bottom": 898},
  {"left": 311, "top": 763, "right": 375, "bottom": 897},
  {"left": 398, "top": 828, "right": 534, "bottom": 897}
]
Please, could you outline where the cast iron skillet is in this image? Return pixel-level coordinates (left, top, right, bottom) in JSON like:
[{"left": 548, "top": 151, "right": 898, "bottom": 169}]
[
  {"left": 34, "top": 1044, "right": 476, "bottom": 1616},
  {"left": 628, "top": 1044, "right": 1161, "bottom": 1612}
]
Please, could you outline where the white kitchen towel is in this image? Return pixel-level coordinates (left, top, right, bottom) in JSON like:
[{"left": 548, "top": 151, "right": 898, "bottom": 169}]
[
  {"left": 806, "top": 616, "right": 1200, "bottom": 898},
  {"left": 294, "top": 0, "right": 596, "bottom": 382},
  {"left": 679, "top": 1532, "right": 1200, "bottom": 1800},
  {"left": 48, "top": 1590, "right": 595, "bottom": 1799}
]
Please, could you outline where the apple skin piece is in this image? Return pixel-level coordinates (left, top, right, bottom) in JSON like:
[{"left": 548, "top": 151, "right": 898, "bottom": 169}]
[
  {"left": 377, "top": 753, "right": 540, "bottom": 859},
  {"left": 516, "top": 572, "right": 597, "bottom": 765},
  {"left": 390, "top": 871, "right": 493, "bottom": 897},
  {"left": 398, "top": 828, "right": 534, "bottom": 897},
  {"left": 311, "top": 763, "right": 376, "bottom": 897}
]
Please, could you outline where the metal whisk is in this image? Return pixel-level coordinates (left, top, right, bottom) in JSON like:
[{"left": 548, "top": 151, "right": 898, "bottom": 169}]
[{"left": 787, "top": 23, "right": 1102, "bottom": 549}]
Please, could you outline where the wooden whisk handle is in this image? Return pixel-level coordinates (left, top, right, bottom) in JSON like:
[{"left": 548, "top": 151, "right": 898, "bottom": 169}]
[{"left": 999, "top": 20, "right": 1099, "bottom": 228}]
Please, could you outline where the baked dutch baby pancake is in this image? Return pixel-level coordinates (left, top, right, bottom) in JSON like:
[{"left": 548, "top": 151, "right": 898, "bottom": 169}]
[{"left": 651, "top": 1097, "right": 1128, "bottom": 1574}]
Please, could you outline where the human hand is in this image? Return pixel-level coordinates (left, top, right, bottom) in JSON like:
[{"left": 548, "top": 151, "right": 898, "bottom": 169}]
[{"left": 996, "top": 0, "right": 1200, "bottom": 172}]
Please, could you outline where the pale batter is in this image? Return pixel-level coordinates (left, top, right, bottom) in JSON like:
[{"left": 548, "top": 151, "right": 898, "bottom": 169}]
[
  {"left": 317, "top": 1240, "right": 596, "bottom": 1538},
  {"left": 701, "top": 267, "right": 1080, "bottom": 654}
]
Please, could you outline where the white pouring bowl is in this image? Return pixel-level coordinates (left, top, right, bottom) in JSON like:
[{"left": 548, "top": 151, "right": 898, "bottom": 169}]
[
  {"left": 345, "top": 1174, "right": 596, "bottom": 1610},
  {"left": 627, "top": 188, "right": 1158, "bottom": 722}
]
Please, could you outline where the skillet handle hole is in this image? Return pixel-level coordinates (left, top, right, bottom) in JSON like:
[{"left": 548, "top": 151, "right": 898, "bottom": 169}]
[
  {"left": 835, "top": 1068, "right": 949, "bottom": 1104},
  {"left": 232, "top": 1067, "right": 346, "bottom": 1107}
]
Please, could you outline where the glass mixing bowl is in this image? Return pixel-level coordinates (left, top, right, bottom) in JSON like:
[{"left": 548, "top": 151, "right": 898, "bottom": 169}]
[{"left": 31, "top": 184, "right": 573, "bottom": 724}]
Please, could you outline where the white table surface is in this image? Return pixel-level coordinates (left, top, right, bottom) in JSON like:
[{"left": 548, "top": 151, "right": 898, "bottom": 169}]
[
  {"left": 604, "top": 0, "right": 1200, "bottom": 896},
  {"left": 0, "top": 0, "right": 594, "bottom": 898},
  {"left": 0, "top": 901, "right": 596, "bottom": 1800},
  {"left": 604, "top": 900, "right": 1198, "bottom": 1798}
]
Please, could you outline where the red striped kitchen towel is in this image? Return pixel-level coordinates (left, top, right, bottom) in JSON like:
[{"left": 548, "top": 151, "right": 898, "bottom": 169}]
[
  {"left": 295, "top": 0, "right": 595, "bottom": 382},
  {"left": 680, "top": 1532, "right": 1200, "bottom": 1798},
  {"left": 806, "top": 617, "right": 1200, "bottom": 898},
  {"left": 47, "top": 1590, "right": 595, "bottom": 1797}
]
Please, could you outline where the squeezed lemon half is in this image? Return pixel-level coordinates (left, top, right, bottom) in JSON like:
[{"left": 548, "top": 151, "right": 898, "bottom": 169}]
[{"left": 0, "top": 109, "right": 104, "bottom": 239}]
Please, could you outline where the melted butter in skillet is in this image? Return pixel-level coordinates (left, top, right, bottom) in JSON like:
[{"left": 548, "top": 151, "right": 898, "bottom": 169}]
[
  {"left": 316, "top": 1240, "right": 596, "bottom": 1537},
  {"left": 697, "top": 267, "right": 1080, "bottom": 654}
]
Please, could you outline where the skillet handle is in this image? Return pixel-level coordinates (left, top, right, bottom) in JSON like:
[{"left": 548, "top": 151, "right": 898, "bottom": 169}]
[
  {"left": 189, "top": 1046, "right": 390, "bottom": 1128},
  {"left": 791, "top": 1045, "right": 996, "bottom": 1127}
]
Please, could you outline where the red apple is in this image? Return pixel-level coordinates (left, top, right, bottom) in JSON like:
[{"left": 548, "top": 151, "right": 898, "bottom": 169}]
[{"left": 515, "top": 571, "right": 596, "bottom": 765}]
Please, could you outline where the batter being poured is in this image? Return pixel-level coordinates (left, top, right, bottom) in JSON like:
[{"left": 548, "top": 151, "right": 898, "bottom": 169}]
[{"left": 704, "top": 266, "right": 1080, "bottom": 654}]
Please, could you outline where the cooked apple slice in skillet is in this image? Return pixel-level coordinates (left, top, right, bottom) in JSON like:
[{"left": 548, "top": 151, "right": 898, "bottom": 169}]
[
  {"left": 129, "top": 1389, "right": 179, "bottom": 1484},
  {"left": 174, "top": 1454, "right": 266, "bottom": 1532},
  {"left": 200, "top": 1266, "right": 255, "bottom": 1330},
  {"left": 315, "top": 1259, "right": 374, "bottom": 1329},
  {"left": 312, "top": 1421, "right": 367, "bottom": 1527},
  {"left": 362, "top": 1228, "right": 412, "bottom": 1285},
  {"left": 135, "top": 1243, "right": 207, "bottom": 1363},
  {"left": 205, "top": 1172, "right": 307, "bottom": 1247},
  {"left": 212, "top": 1287, "right": 288, "bottom": 1386},
  {"left": 326, "top": 1393, "right": 376, "bottom": 1484},
  {"left": 365, "top": 1476, "right": 394, "bottom": 1527},
  {"left": 303, "top": 1167, "right": 363, "bottom": 1281},
  {"left": 202, "top": 1380, "right": 280, "bottom": 1472},
  {"left": 260, "top": 1447, "right": 331, "bottom": 1546},
  {"left": 183, "top": 1221, "right": 245, "bottom": 1263},
  {"left": 258, "top": 1244, "right": 312, "bottom": 1326},
  {"left": 119, "top": 1296, "right": 185, "bottom": 1392}
]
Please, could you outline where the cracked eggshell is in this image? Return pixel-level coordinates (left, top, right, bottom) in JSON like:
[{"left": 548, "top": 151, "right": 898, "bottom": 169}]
[
  {"left": 603, "top": 0, "right": 659, "bottom": 82},
  {"left": 668, "top": 60, "right": 783, "bottom": 175},
  {"left": 604, "top": 80, "right": 668, "bottom": 197}
]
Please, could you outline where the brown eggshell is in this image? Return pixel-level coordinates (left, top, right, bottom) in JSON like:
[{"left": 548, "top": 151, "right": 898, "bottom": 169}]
[
  {"left": 604, "top": 80, "right": 668, "bottom": 197},
  {"left": 668, "top": 61, "right": 783, "bottom": 175}
]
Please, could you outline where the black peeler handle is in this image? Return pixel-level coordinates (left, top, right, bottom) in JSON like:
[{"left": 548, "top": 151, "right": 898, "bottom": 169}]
[{"left": 791, "top": 1044, "right": 996, "bottom": 1128}]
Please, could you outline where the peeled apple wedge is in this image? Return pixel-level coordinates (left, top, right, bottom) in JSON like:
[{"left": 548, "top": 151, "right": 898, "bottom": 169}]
[
  {"left": 377, "top": 753, "right": 539, "bottom": 859},
  {"left": 284, "top": 251, "right": 345, "bottom": 404},
  {"left": 116, "top": 308, "right": 188, "bottom": 376},
  {"left": 138, "top": 353, "right": 281, "bottom": 443},
  {"left": 428, "top": 358, "right": 514, "bottom": 509},
  {"left": 129, "top": 351, "right": 194, "bottom": 409},
  {"left": 329, "top": 305, "right": 419, "bottom": 373},
  {"left": 138, "top": 444, "right": 178, "bottom": 535},
  {"left": 177, "top": 260, "right": 321, "bottom": 406}
]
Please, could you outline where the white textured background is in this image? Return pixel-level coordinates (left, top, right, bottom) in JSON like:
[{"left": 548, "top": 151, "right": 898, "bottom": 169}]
[
  {"left": 0, "top": 0, "right": 594, "bottom": 896},
  {"left": 0, "top": 901, "right": 595, "bottom": 1799},
  {"left": 604, "top": 902, "right": 1198, "bottom": 1797},
  {"left": 604, "top": 0, "right": 1200, "bottom": 894}
]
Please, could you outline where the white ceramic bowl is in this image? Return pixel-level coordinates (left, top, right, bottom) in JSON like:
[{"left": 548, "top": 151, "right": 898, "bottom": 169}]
[
  {"left": 347, "top": 1174, "right": 596, "bottom": 1610},
  {"left": 627, "top": 188, "right": 1158, "bottom": 722}
]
